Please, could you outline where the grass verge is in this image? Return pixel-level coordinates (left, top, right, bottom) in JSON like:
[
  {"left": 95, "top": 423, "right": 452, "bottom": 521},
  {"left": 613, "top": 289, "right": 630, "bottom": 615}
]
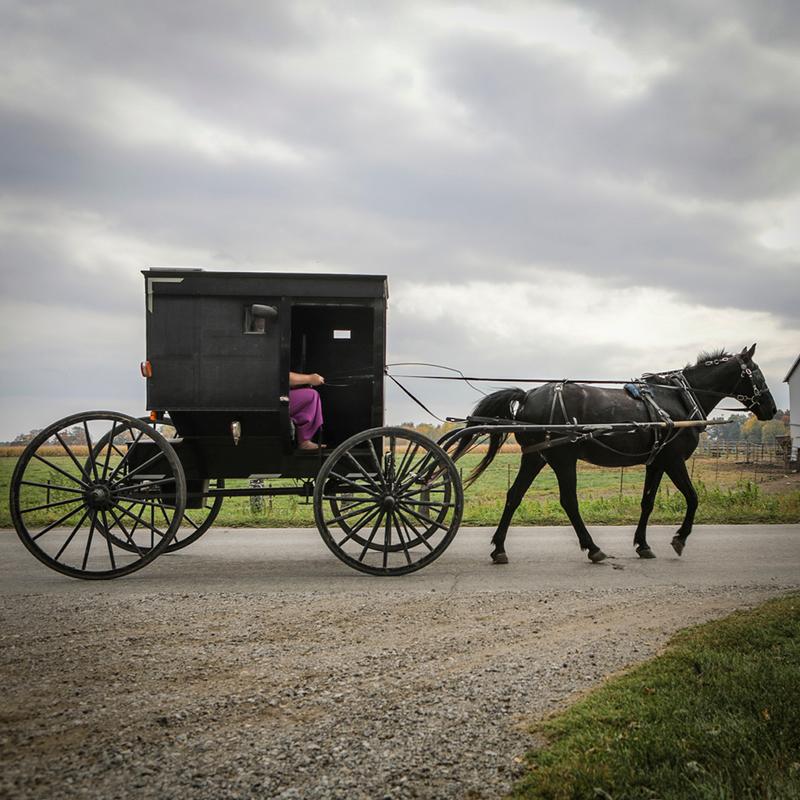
[
  {"left": 1, "top": 453, "right": 797, "bottom": 528},
  {"left": 510, "top": 594, "right": 800, "bottom": 800}
]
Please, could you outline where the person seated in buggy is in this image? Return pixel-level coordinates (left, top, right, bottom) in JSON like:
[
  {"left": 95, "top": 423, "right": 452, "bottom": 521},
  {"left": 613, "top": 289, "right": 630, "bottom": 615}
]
[{"left": 289, "top": 371, "right": 325, "bottom": 450}]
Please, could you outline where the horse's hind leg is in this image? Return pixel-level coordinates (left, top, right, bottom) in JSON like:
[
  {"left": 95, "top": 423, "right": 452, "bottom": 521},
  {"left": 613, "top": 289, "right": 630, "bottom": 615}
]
[
  {"left": 490, "top": 452, "right": 546, "bottom": 564},
  {"left": 663, "top": 457, "right": 698, "bottom": 556},
  {"left": 633, "top": 463, "right": 664, "bottom": 558},
  {"left": 549, "top": 453, "right": 607, "bottom": 562}
]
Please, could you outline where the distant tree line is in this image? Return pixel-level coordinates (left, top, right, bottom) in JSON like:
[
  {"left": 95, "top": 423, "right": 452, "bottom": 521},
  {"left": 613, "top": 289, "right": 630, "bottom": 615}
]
[
  {"left": 706, "top": 411, "right": 789, "bottom": 444},
  {"left": 4, "top": 426, "right": 87, "bottom": 447}
]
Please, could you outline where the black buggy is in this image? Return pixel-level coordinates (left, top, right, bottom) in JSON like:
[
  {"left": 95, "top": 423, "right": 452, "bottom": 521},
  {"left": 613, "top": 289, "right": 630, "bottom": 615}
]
[{"left": 10, "top": 269, "right": 463, "bottom": 579}]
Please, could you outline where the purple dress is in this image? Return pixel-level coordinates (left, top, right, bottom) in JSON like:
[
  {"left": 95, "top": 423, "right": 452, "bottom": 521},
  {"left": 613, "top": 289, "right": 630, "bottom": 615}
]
[{"left": 288, "top": 387, "right": 323, "bottom": 443}]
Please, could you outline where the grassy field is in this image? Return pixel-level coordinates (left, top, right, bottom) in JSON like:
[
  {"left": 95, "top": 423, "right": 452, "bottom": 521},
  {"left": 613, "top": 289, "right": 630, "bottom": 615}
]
[
  {"left": 1, "top": 451, "right": 797, "bottom": 529},
  {"left": 510, "top": 593, "right": 800, "bottom": 800}
]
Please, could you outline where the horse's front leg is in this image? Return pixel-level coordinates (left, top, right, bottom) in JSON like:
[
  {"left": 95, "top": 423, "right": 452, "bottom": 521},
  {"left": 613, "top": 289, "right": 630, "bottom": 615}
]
[
  {"left": 550, "top": 453, "right": 607, "bottom": 562},
  {"left": 663, "top": 457, "right": 698, "bottom": 556},
  {"left": 490, "top": 453, "right": 546, "bottom": 564},
  {"left": 633, "top": 463, "right": 664, "bottom": 558}
]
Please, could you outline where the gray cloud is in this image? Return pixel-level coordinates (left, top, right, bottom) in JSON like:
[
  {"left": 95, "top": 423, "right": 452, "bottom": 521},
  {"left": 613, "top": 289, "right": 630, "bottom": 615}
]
[{"left": 1, "top": 0, "right": 798, "bottom": 437}]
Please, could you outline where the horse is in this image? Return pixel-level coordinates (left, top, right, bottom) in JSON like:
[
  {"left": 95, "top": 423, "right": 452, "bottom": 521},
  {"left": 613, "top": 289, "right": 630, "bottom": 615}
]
[{"left": 445, "top": 344, "right": 776, "bottom": 563}]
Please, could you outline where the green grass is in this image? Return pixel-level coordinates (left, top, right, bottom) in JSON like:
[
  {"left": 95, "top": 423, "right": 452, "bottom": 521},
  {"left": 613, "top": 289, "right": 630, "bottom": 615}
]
[
  {"left": 511, "top": 594, "right": 800, "bottom": 800},
  {"left": 1, "top": 453, "right": 797, "bottom": 528}
]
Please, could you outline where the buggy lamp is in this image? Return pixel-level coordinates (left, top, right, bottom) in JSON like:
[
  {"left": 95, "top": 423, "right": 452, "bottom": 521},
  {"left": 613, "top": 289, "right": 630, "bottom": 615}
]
[
  {"left": 249, "top": 304, "right": 278, "bottom": 333},
  {"left": 140, "top": 360, "right": 152, "bottom": 378},
  {"left": 231, "top": 420, "right": 242, "bottom": 445}
]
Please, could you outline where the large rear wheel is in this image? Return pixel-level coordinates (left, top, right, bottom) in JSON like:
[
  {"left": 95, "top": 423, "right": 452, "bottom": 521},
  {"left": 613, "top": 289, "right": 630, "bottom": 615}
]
[
  {"left": 313, "top": 427, "right": 463, "bottom": 575},
  {"left": 9, "top": 411, "right": 187, "bottom": 579}
]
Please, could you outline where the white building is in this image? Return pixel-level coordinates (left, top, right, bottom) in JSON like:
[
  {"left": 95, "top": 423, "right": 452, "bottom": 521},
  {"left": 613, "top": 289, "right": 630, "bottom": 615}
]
[{"left": 785, "top": 354, "right": 800, "bottom": 462}]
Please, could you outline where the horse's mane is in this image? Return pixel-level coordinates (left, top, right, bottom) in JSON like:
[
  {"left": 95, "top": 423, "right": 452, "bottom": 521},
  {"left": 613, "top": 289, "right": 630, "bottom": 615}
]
[{"left": 688, "top": 348, "right": 732, "bottom": 369}]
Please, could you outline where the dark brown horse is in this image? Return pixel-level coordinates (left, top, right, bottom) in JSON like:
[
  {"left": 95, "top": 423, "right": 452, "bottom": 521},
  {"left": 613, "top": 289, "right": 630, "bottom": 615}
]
[{"left": 446, "top": 345, "right": 776, "bottom": 563}]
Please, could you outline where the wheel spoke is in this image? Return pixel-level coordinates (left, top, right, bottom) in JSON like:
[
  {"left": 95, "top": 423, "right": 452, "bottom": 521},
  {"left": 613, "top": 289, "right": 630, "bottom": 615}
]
[
  {"left": 366, "top": 438, "right": 388, "bottom": 490},
  {"left": 357, "top": 510, "right": 386, "bottom": 562},
  {"left": 118, "top": 450, "right": 170, "bottom": 484},
  {"left": 335, "top": 505, "right": 382, "bottom": 547},
  {"left": 54, "top": 432, "right": 90, "bottom": 481},
  {"left": 105, "top": 429, "right": 145, "bottom": 484},
  {"left": 397, "top": 502, "right": 450, "bottom": 532},
  {"left": 382, "top": 511, "right": 392, "bottom": 570},
  {"left": 101, "top": 421, "right": 118, "bottom": 480},
  {"left": 20, "top": 496, "right": 83, "bottom": 515},
  {"left": 31, "top": 503, "right": 87, "bottom": 541},
  {"left": 31, "top": 454, "right": 89, "bottom": 489},
  {"left": 182, "top": 512, "right": 200, "bottom": 531},
  {"left": 107, "top": 507, "right": 146, "bottom": 557},
  {"left": 322, "top": 495, "right": 374, "bottom": 510},
  {"left": 342, "top": 453, "right": 383, "bottom": 494},
  {"left": 101, "top": 510, "right": 117, "bottom": 570},
  {"left": 330, "top": 493, "right": 376, "bottom": 507},
  {"left": 325, "top": 499, "right": 380, "bottom": 527},
  {"left": 402, "top": 499, "right": 455, "bottom": 509},
  {"left": 156, "top": 501, "right": 172, "bottom": 529},
  {"left": 391, "top": 510, "right": 413, "bottom": 565},
  {"left": 83, "top": 421, "right": 99, "bottom": 482},
  {"left": 20, "top": 480, "right": 85, "bottom": 495},
  {"left": 112, "top": 496, "right": 174, "bottom": 508},
  {"left": 81, "top": 511, "right": 98, "bottom": 570},
  {"left": 110, "top": 476, "right": 176, "bottom": 494},
  {"left": 402, "top": 480, "right": 451, "bottom": 498},
  {"left": 394, "top": 506, "right": 434, "bottom": 551},
  {"left": 395, "top": 451, "right": 438, "bottom": 493},
  {"left": 114, "top": 502, "right": 167, "bottom": 540},
  {"left": 326, "top": 470, "right": 380, "bottom": 497},
  {"left": 388, "top": 434, "right": 397, "bottom": 484},
  {"left": 393, "top": 441, "right": 420, "bottom": 486},
  {"left": 53, "top": 508, "right": 91, "bottom": 560}
]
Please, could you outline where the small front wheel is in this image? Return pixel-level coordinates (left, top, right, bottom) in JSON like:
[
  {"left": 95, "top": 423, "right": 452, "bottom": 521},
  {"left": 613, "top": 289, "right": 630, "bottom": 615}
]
[{"left": 313, "top": 427, "right": 463, "bottom": 575}]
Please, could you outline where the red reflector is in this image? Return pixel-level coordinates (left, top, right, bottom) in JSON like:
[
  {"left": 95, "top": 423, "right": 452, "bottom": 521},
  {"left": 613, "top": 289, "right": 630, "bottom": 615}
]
[
  {"left": 149, "top": 410, "right": 157, "bottom": 421},
  {"left": 140, "top": 360, "right": 152, "bottom": 378}
]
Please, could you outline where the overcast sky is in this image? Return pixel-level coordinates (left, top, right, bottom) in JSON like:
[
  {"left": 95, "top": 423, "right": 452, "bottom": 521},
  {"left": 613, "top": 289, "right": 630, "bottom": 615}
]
[{"left": 1, "top": 1, "right": 798, "bottom": 440}]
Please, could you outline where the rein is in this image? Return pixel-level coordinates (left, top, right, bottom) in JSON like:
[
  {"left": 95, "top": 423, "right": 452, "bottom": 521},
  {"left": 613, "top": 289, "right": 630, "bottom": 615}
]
[{"left": 382, "top": 356, "right": 767, "bottom": 426}]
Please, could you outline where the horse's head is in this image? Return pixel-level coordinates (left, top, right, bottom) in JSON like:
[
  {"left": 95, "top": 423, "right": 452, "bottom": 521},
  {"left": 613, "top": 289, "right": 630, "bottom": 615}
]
[
  {"left": 734, "top": 344, "right": 777, "bottom": 420},
  {"left": 687, "top": 344, "right": 777, "bottom": 420}
]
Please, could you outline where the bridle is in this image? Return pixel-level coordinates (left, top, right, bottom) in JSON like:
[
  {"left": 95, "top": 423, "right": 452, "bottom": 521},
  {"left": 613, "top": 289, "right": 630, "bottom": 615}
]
[{"left": 702, "top": 354, "right": 767, "bottom": 413}]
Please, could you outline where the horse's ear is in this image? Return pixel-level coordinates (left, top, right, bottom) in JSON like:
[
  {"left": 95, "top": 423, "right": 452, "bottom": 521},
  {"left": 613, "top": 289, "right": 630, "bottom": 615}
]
[{"left": 747, "top": 343, "right": 757, "bottom": 358}]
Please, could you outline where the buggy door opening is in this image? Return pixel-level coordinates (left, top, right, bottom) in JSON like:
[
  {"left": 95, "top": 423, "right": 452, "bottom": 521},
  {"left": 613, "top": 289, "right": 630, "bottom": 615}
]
[{"left": 291, "top": 305, "right": 377, "bottom": 448}]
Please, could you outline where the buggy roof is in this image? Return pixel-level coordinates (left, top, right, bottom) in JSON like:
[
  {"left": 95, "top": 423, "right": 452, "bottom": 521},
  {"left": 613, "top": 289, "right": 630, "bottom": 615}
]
[{"left": 142, "top": 267, "right": 388, "bottom": 300}]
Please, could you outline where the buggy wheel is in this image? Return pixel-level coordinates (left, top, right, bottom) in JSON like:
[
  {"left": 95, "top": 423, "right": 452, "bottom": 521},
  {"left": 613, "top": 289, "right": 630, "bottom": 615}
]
[
  {"left": 314, "top": 427, "right": 463, "bottom": 576},
  {"left": 91, "top": 418, "right": 224, "bottom": 553},
  {"left": 9, "top": 411, "right": 187, "bottom": 579}
]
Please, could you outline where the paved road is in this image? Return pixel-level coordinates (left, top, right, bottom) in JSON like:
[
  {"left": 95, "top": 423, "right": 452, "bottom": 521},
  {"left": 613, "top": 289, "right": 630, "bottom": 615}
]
[
  {"left": 2, "top": 524, "right": 798, "bottom": 800},
  {"left": 1, "top": 524, "right": 798, "bottom": 595}
]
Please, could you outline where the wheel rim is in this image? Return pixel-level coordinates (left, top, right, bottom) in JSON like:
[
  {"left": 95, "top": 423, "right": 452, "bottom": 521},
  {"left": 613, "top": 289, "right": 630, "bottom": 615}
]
[
  {"left": 10, "top": 411, "right": 186, "bottom": 579},
  {"left": 314, "top": 427, "right": 463, "bottom": 575}
]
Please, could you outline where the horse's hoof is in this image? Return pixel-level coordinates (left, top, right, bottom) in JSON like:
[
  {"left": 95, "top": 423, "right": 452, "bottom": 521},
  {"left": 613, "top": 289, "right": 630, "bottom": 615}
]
[
  {"left": 588, "top": 549, "right": 607, "bottom": 563},
  {"left": 491, "top": 551, "right": 509, "bottom": 564},
  {"left": 671, "top": 536, "right": 686, "bottom": 556},
  {"left": 636, "top": 546, "right": 656, "bottom": 559}
]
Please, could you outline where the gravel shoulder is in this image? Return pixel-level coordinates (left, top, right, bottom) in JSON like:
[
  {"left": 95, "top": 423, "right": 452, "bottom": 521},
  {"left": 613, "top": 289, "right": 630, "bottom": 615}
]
[{"left": 1, "top": 525, "right": 799, "bottom": 799}]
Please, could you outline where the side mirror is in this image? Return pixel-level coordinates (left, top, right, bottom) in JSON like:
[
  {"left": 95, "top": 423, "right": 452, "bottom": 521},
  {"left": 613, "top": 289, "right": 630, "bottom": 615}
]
[{"left": 247, "top": 304, "right": 278, "bottom": 333}]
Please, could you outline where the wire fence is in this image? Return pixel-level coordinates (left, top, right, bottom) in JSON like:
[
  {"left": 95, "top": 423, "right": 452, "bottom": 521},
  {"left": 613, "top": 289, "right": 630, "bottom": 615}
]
[{"left": 455, "top": 443, "right": 792, "bottom": 499}]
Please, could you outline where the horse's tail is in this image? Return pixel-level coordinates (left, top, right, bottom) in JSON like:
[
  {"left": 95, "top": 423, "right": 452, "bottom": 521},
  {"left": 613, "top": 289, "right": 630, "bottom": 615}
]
[{"left": 446, "top": 388, "right": 528, "bottom": 488}]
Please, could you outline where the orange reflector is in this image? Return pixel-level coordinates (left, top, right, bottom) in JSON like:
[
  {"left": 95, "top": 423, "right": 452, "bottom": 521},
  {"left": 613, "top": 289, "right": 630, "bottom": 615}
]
[
  {"left": 140, "top": 360, "right": 152, "bottom": 378},
  {"left": 149, "top": 410, "right": 158, "bottom": 421}
]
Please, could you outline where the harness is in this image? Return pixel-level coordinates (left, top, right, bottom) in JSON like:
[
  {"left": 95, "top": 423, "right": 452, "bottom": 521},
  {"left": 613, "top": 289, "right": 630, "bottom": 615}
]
[{"left": 526, "top": 373, "right": 706, "bottom": 464}]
